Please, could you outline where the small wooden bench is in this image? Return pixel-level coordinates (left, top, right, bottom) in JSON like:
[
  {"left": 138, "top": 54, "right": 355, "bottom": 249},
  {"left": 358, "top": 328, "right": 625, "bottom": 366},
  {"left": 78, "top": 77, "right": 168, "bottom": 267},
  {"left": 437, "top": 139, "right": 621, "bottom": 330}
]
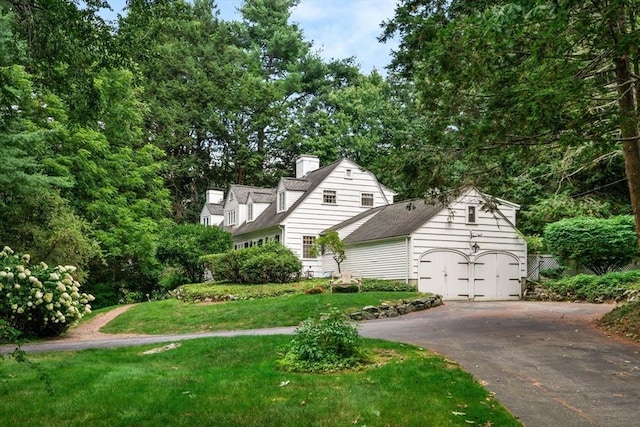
[{"left": 329, "top": 271, "right": 361, "bottom": 293}]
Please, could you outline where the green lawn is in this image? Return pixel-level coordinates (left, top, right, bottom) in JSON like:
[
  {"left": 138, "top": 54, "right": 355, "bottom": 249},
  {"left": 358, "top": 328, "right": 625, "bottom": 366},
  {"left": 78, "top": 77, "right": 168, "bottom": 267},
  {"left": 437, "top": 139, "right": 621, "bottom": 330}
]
[
  {"left": 100, "top": 292, "right": 421, "bottom": 335},
  {"left": 0, "top": 336, "right": 521, "bottom": 426}
]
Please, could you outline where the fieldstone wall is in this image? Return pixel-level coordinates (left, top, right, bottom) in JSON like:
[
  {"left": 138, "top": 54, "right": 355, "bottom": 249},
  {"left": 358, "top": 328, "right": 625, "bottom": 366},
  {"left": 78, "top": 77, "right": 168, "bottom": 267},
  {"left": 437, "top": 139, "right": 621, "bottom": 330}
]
[{"left": 349, "top": 295, "right": 443, "bottom": 321}]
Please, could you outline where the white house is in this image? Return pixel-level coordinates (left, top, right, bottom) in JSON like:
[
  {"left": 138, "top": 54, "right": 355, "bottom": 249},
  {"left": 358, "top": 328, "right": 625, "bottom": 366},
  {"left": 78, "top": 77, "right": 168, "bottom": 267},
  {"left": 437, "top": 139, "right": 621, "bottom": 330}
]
[
  {"left": 201, "top": 157, "right": 527, "bottom": 300},
  {"left": 202, "top": 155, "right": 395, "bottom": 275},
  {"left": 322, "top": 187, "right": 527, "bottom": 300}
]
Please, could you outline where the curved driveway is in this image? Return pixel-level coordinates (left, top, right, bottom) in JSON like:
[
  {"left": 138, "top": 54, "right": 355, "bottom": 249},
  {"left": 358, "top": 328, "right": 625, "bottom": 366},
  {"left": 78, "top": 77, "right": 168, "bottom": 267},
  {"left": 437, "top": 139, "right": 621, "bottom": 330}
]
[{"left": 3, "top": 301, "right": 640, "bottom": 426}]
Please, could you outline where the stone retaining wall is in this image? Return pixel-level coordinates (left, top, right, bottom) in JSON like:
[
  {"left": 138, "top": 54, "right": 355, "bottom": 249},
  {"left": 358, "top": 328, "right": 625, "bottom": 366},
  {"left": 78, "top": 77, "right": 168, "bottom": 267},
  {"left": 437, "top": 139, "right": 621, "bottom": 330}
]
[{"left": 349, "top": 295, "right": 443, "bottom": 321}]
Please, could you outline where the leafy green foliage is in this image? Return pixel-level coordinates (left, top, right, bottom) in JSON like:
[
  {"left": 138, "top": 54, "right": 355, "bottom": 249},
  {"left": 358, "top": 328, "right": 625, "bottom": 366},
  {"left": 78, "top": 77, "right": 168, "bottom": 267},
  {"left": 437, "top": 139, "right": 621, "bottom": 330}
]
[
  {"left": 542, "top": 271, "right": 640, "bottom": 303},
  {"left": 381, "top": 0, "right": 636, "bottom": 233},
  {"left": 205, "top": 242, "right": 302, "bottom": 284},
  {"left": 0, "top": 246, "right": 94, "bottom": 340},
  {"left": 310, "top": 231, "right": 346, "bottom": 272},
  {"left": 277, "top": 306, "right": 370, "bottom": 373},
  {"left": 157, "top": 223, "right": 232, "bottom": 286},
  {"left": 544, "top": 216, "right": 638, "bottom": 275}
]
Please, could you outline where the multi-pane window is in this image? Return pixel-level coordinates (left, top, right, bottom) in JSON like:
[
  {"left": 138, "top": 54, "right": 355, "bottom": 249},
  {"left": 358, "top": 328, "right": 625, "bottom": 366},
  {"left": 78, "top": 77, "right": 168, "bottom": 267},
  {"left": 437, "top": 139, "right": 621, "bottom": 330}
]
[
  {"left": 467, "top": 206, "right": 476, "bottom": 224},
  {"left": 247, "top": 203, "right": 253, "bottom": 222},
  {"left": 361, "top": 193, "right": 374, "bottom": 207},
  {"left": 323, "top": 190, "right": 337, "bottom": 204},
  {"left": 226, "top": 210, "right": 236, "bottom": 225},
  {"left": 278, "top": 191, "right": 286, "bottom": 212},
  {"left": 302, "top": 236, "right": 316, "bottom": 258}
]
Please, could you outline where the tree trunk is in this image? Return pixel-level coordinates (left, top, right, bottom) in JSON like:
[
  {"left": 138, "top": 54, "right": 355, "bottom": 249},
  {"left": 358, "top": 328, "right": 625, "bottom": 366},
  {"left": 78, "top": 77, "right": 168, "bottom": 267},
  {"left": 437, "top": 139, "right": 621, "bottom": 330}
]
[{"left": 615, "top": 54, "right": 640, "bottom": 248}]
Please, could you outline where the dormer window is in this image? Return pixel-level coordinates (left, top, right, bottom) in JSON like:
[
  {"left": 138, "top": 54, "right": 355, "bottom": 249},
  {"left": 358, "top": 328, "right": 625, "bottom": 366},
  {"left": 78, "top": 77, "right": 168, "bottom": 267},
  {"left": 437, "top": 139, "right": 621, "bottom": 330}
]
[
  {"left": 247, "top": 203, "right": 254, "bottom": 222},
  {"left": 323, "top": 190, "right": 337, "bottom": 205},
  {"left": 277, "top": 191, "right": 286, "bottom": 212},
  {"left": 226, "top": 210, "right": 236, "bottom": 226},
  {"left": 467, "top": 206, "right": 477, "bottom": 224}
]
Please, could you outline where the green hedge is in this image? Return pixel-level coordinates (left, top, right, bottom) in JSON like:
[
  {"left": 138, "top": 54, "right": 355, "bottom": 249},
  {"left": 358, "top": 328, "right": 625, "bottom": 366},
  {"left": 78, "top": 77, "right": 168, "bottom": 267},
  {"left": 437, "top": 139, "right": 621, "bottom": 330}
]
[{"left": 201, "top": 242, "right": 302, "bottom": 284}]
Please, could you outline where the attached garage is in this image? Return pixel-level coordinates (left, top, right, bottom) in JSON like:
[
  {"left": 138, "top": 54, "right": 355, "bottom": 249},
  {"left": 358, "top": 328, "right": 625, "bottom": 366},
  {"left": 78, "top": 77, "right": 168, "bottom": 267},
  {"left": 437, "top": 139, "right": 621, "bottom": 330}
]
[
  {"left": 418, "top": 250, "right": 522, "bottom": 300},
  {"left": 323, "top": 187, "right": 528, "bottom": 300}
]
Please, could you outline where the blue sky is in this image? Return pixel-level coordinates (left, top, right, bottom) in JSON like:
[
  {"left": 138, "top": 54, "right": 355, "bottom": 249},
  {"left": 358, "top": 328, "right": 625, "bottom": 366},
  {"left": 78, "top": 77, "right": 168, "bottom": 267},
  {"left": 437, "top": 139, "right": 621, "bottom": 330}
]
[{"left": 99, "top": 0, "right": 399, "bottom": 74}]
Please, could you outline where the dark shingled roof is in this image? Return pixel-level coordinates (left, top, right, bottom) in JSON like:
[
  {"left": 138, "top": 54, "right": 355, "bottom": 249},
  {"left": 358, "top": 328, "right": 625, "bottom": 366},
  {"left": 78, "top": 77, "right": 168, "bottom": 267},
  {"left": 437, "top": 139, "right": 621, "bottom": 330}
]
[
  {"left": 205, "top": 203, "right": 224, "bottom": 215},
  {"left": 229, "top": 185, "right": 268, "bottom": 204},
  {"left": 341, "top": 200, "right": 444, "bottom": 244},
  {"left": 232, "top": 159, "right": 342, "bottom": 236},
  {"left": 249, "top": 190, "right": 276, "bottom": 203}
]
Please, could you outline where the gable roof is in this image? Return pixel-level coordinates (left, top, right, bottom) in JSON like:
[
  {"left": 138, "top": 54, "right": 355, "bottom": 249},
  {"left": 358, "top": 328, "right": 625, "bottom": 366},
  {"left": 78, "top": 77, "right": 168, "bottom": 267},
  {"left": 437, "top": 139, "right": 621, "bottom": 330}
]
[
  {"left": 340, "top": 200, "right": 444, "bottom": 244},
  {"left": 232, "top": 159, "right": 342, "bottom": 236},
  {"left": 336, "top": 187, "right": 518, "bottom": 244}
]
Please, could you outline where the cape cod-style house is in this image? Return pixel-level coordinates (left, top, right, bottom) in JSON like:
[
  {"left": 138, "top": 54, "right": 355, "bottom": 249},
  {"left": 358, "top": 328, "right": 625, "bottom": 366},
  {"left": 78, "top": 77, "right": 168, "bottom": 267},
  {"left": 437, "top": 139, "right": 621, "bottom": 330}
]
[
  {"left": 201, "top": 156, "right": 527, "bottom": 300},
  {"left": 201, "top": 155, "right": 396, "bottom": 275}
]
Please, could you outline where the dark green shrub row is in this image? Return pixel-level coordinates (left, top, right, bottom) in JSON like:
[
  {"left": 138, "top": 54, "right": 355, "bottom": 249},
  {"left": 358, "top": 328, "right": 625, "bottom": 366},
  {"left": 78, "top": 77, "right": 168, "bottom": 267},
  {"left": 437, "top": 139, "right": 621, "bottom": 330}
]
[
  {"left": 361, "top": 279, "right": 417, "bottom": 292},
  {"left": 202, "top": 242, "right": 302, "bottom": 284},
  {"left": 543, "top": 270, "right": 640, "bottom": 302}
]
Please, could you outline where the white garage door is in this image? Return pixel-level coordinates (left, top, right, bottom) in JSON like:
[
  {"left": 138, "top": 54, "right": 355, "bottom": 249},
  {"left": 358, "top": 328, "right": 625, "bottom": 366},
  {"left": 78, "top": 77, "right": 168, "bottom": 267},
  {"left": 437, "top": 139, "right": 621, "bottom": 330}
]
[
  {"left": 473, "top": 252, "right": 521, "bottom": 300},
  {"left": 419, "top": 250, "right": 471, "bottom": 300}
]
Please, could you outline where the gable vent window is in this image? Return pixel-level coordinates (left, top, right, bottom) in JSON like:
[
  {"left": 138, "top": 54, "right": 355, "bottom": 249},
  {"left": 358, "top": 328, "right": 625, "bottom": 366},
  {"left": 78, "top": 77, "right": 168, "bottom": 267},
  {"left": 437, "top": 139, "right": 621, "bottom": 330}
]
[
  {"left": 247, "top": 203, "right": 254, "bottom": 222},
  {"left": 467, "top": 206, "right": 477, "bottom": 224},
  {"left": 345, "top": 168, "right": 352, "bottom": 178},
  {"left": 361, "top": 193, "right": 374, "bottom": 207},
  {"left": 323, "top": 190, "right": 337, "bottom": 205},
  {"left": 278, "top": 191, "right": 286, "bottom": 212}
]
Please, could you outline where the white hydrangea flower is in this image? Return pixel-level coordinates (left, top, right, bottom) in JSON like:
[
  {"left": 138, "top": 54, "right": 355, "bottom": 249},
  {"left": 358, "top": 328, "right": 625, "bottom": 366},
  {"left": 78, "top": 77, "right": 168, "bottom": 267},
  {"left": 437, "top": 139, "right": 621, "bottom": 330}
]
[
  {"left": 0, "top": 271, "right": 6, "bottom": 278},
  {"left": 17, "top": 307, "right": 24, "bottom": 314},
  {"left": 29, "top": 275, "right": 38, "bottom": 283},
  {"left": 46, "top": 303, "right": 54, "bottom": 311},
  {"left": 44, "top": 292, "right": 53, "bottom": 303},
  {"left": 50, "top": 273, "right": 60, "bottom": 281},
  {"left": 18, "top": 273, "right": 26, "bottom": 280},
  {"left": 16, "top": 265, "right": 24, "bottom": 273},
  {"left": 56, "top": 282, "right": 66, "bottom": 292},
  {"left": 40, "top": 261, "right": 48, "bottom": 270}
]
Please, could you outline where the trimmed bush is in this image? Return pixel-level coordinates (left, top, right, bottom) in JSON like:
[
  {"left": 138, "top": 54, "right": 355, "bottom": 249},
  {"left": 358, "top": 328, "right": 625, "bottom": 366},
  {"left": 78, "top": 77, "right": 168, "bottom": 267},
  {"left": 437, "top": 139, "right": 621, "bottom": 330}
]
[
  {"left": 544, "top": 216, "right": 638, "bottom": 275},
  {"left": 0, "top": 246, "right": 95, "bottom": 340},
  {"left": 204, "top": 242, "right": 302, "bottom": 284}
]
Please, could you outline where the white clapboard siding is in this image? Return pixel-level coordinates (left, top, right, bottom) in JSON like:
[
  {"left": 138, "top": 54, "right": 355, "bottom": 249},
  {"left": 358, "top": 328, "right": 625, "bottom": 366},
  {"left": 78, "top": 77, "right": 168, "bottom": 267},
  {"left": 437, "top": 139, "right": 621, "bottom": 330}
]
[
  {"left": 337, "top": 238, "right": 409, "bottom": 280},
  {"left": 282, "top": 159, "right": 393, "bottom": 272},
  {"left": 408, "top": 192, "right": 527, "bottom": 280}
]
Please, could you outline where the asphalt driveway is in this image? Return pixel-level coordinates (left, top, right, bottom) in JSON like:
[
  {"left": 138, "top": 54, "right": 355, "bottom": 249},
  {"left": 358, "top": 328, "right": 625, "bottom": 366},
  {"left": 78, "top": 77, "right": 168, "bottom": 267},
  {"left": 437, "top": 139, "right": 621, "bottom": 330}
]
[
  {"left": 359, "top": 301, "right": 640, "bottom": 427},
  {"left": 3, "top": 301, "right": 639, "bottom": 426}
]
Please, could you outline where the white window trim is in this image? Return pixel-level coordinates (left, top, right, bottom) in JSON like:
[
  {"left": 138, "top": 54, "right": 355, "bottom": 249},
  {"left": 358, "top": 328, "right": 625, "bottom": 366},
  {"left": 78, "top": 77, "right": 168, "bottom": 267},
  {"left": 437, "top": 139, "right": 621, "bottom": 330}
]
[
  {"left": 361, "top": 192, "right": 374, "bottom": 207},
  {"left": 247, "top": 203, "right": 254, "bottom": 222},
  {"left": 277, "top": 191, "right": 286, "bottom": 212},
  {"left": 302, "top": 235, "right": 316, "bottom": 259},
  {"left": 323, "top": 190, "right": 337, "bottom": 205},
  {"left": 467, "top": 205, "right": 477, "bottom": 224}
]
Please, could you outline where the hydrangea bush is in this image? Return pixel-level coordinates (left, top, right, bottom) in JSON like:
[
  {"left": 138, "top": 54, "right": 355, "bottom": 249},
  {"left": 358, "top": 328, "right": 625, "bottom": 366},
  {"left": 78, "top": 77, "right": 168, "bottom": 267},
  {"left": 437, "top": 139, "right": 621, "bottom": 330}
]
[{"left": 0, "top": 246, "right": 95, "bottom": 340}]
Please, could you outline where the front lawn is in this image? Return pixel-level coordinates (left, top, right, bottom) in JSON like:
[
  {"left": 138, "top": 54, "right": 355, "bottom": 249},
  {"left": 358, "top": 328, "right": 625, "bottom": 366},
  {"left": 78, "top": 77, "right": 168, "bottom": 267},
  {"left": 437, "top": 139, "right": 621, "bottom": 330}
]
[
  {"left": 100, "top": 292, "right": 421, "bottom": 335},
  {"left": 0, "top": 336, "right": 521, "bottom": 426}
]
